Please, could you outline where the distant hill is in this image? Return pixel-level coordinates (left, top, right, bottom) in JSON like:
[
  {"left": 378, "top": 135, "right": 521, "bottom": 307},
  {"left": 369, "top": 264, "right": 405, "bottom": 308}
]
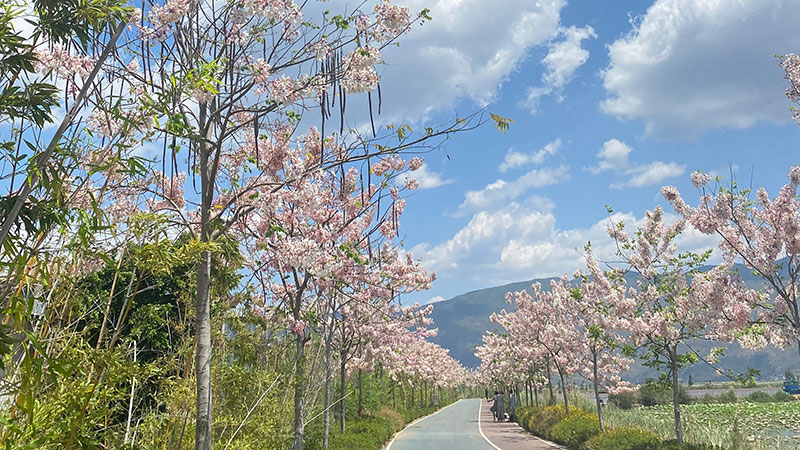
[{"left": 429, "top": 265, "right": 800, "bottom": 383}]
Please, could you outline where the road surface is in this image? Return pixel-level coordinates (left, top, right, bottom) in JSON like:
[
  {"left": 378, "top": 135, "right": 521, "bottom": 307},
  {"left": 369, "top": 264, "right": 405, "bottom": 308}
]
[{"left": 386, "top": 398, "right": 562, "bottom": 450}]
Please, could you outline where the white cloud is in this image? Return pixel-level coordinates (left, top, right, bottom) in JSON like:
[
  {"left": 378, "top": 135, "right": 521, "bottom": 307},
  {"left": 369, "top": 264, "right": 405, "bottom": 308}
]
[
  {"left": 587, "top": 139, "right": 632, "bottom": 174},
  {"left": 414, "top": 202, "right": 721, "bottom": 288},
  {"left": 525, "top": 25, "right": 597, "bottom": 112},
  {"left": 426, "top": 295, "right": 446, "bottom": 304},
  {"left": 457, "top": 165, "right": 569, "bottom": 214},
  {"left": 613, "top": 161, "right": 685, "bottom": 189},
  {"left": 499, "top": 139, "right": 561, "bottom": 172},
  {"left": 375, "top": 0, "right": 566, "bottom": 122},
  {"left": 586, "top": 139, "right": 683, "bottom": 189},
  {"left": 406, "top": 163, "right": 454, "bottom": 189},
  {"left": 601, "top": 0, "right": 799, "bottom": 135}
]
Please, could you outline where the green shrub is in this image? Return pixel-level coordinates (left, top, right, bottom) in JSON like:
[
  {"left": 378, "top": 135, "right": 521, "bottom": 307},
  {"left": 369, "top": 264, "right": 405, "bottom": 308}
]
[
  {"left": 638, "top": 383, "right": 690, "bottom": 406},
  {"left": 609, "top": 391, "right": 636, "bottom": 409},
  {"left": 585, "top": 427, "right": 661, "bottom": 450},
  {"left": 529, "top": 405, "right": 568, "bottom": 440},
  {"left": 773, "top": 390, "right": 794, "bottom": 402},
  {"left": 695, "top": 393, "right": 716, "bottom": 404},
  {"left": 327, "top": 415, "right": 394, "bottom": 450},
  {"left": 551, "top": 409, "right": 601, "bottom": 449},
  {"left": 658, "top": 440, "right": 723, "bottom": 450},
  {"left": 745, "top": 390, "right": 772, "bottom": 403},
  {"left": 514, "top": 406, "right": 535, "bottom": 430},
  {"left": 716, "top": 388, "right": 737, "bottom": 404}
]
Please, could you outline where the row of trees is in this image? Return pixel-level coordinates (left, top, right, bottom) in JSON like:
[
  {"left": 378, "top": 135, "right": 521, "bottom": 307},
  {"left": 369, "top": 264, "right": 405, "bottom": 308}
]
[
  {"left": 0, "top": 0, "right": 473, "bottom": 448},
  {"left": 477, "top": 53, "right": 800, "bottom": 444}
]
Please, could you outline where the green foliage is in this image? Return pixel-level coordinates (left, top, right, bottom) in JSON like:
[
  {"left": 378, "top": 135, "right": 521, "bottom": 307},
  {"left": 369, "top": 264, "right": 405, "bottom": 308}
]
[
  {"left": 638, "top": 382, "right": 691, "bottom": 406},
  {"left": 715, "top": 388, "right": 738, "bottom": 404},
  {"left": 515, "top": 406, "right": 535, "bottom": 431},
  {"left": 609, "top": 391, "right": 637, "bottom": 410},
  {"left": 585, "top": 427, "right": 662, "bottom": 450},
  {"left": 745, "top": 390, "right": 773, "bottom": 403},
  {"left": 773, "top": 390, "right": 794, "bottom": 402},
  {"left": 527, "top": 405, "right": 568, "bottom": 440},
  {"left": 490, "top": 112, "right": 514, "bottom": 134},
  {"left": 658, "top": 440, "right": 723, "bottom": 450},
  {"left": 551, "top": 409, "right": 602, "bottom": 449}
]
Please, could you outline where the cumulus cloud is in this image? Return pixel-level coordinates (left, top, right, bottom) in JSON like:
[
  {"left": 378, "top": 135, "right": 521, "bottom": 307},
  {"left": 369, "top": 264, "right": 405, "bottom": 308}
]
[
  {"left": 457, "top": 165, "right": 569, "bottom": 214},
  {"left": 587, "top": 139, "right": 632, "bottom": 173},
  {"left": 375, "top": 0, "right": 566, "bottom": 122},
  {"left": 406, "top": 163, "right": 454, "bottom": 189},
  {"left": 613, "top": 161, "right": 685, "bottom": 189},
  {"left": 499, "top": 139, "right": 561, "bottom": 172},
  {"left": 601, "top": 0, "right": 799, "bottom": 135},
  {"left": 525, "top": 25, "right": 597, "bottom": 112},
  {"left": 586, "top": 139, "right": 683, "bottom": 189},
  {"left": 426, "top": 295, "right": 446, "bottom": 304},
  {"left": 413, "top": 202, "right": 721, "bottom": 289}
]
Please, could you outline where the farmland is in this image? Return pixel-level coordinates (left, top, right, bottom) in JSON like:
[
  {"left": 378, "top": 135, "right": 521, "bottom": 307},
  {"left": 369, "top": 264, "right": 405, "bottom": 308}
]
[{"left": 601, "top": 401, "right": 800, "bottom": 449}]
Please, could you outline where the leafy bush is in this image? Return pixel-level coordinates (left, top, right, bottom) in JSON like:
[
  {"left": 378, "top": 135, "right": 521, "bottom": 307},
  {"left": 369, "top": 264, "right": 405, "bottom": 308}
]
[
  {"left": 716, "top": 388, "right": 737, "bottom": 404},
  {"left": 695, "top": 393, "right": 716, "bottom": 404},
  {"left": 585, "top": 427, "right": 661, "bottom": 450},
  {"left": 514, "top": 406, "right": 536, "bottom": 431},
  {"left": 551, "top": 409, "right": 601, "bottom": 449},
  {"left": 609, "top": 391, "right": 637, "bottom": 409},
  {"left": 528, "top": 405, "right": 568, "bottom": 440},
  {"left": 773, "top": 390, "right": 794, "bottom": 402},
  {"left": 658, "top": 440, "right": 723, "bottom": 450},
  {"left": 327, "top": 415, "right": 394, "bottom": 450},
  {"left": 638, "top": 383, "right": 691, "bottom": 406},
  {"left": 745, "top": 390, "right": 773, "bottom": 403}
]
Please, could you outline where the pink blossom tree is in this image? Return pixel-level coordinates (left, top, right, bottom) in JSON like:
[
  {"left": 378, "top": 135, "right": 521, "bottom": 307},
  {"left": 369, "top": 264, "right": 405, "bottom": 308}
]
[
  {"left": 603, "top": 205, "right": 760, "bottom": 443},
  {"left": 663, "top": 168, "right": 800, "bottom": 361},
  {"left": 779, "top": 53, "right": 800, "bottom": 125},
  {"left": 38, "top": 1, "right": 481, "bottom": 448}
]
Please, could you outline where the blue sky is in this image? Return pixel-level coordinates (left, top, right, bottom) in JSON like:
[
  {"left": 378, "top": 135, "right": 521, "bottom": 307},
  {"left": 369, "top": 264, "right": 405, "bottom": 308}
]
[{"left": 367, "top": 0, "right": 800, "bottom": 305}]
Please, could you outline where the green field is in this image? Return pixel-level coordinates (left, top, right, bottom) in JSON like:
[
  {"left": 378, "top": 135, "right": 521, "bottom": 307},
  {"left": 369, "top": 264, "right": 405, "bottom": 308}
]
[{"left": 600, "top": 401, "right": 800, "bottom": 449}]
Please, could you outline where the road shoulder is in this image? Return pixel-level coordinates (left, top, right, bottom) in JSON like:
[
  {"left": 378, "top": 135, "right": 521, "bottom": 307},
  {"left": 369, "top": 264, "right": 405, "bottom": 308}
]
[{"left": 478, "top": 399, "right": 565, "bottom": 450}]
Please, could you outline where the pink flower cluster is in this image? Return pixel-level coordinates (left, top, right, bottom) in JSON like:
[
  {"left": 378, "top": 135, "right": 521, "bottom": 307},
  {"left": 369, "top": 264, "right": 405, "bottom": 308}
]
[
  {"left": 779, "top": 53, "right": 800, "bottom": 124},
  {"left": 342, "top": 47, "right": 381, "bottom": 94},
  {"left": 146, "top": 171, "right": 187, "bottom": 211},
  {"left": 34, "top": 45, "right": 95, "bottom": 79},
  {"left": 139, "top": 0, "right": 193, "bottom": 42},
  {"left": 371, "top": 155, "right": 405, "bottom": 176},
  {"left": 373, "top": 2, "right": 412, "bottom": 40}
]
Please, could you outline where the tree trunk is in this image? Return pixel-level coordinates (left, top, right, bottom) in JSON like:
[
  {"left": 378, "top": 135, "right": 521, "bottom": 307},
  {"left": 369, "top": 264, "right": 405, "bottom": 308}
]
[
  {"left": 670, "top": 346, "right": 683, "bottom": 444},
  {"left": 391, "top": 382, "right": 396, "bottom": 409},
  {"left": 592, "top": 348, "right": 604, "bottom": 431},
  {"left": 546, "top": 360, "right": 555, "bottom": 404},
  {"left": 292, "top": 334, "right": 307, "bottom": 450},
  {"left": 323, "top": 334, "right": 332, "bottom": 448},
  {"left": 195, "top": 101, "right": 214, "bottom": 450},
  {"left": 557, "top": 365, "right": 569, "bottom": 414},
  {"left": 357, "top": 369, "right": 363, "bottom": 418},
  {"left": 534, "top": 382, "right": 539, "bottom": 407},
  {"left": 195, "top": 251, "right": 212, "bottom": 449},
  {"left": 339, "top": 352, "right": 346, "bottom": 433}
]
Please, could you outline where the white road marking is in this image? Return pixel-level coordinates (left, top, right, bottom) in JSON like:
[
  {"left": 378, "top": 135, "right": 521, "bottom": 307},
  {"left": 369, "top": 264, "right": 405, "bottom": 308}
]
[
  {"left": 384, "top": 399, "right": 463, "bottom": 450},
  {"left": 477, "top": 400, "right": 502, "bottom": 450}
]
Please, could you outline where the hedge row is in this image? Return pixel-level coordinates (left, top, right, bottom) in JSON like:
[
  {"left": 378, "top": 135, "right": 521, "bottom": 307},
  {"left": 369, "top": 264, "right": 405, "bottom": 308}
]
[
  {"left": 513, "top": 406, "right": 721, "bottom": 450},
  {"left": 320, "top": 403, "right": 450, "bottom": 449}
]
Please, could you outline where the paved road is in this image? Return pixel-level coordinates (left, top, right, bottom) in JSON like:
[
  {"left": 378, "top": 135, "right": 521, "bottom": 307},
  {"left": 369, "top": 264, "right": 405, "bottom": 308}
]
[
  {"left": 386, "top": 399, "right": 495, "bottom": 450},
  {"left": 386, "top": 399, "right": 562, "bottom": 450}
]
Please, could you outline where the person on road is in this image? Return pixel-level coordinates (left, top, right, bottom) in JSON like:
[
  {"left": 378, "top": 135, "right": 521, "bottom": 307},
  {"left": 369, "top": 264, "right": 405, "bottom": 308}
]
[
  {"left": 485, "top": 387, "right": 489, "bottom": 400},
  {"left": 507, "top": 389, "right": 516, "bottom": 422},
  {"left": 492, "top": 390, "right": 505, "bottom": 422},
  {"left": 489, "top": 390, "right": 498, "bottom": 420}
]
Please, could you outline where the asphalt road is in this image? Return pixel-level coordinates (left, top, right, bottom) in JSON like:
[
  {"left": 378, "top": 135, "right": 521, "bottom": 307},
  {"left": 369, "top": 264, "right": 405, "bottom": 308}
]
[{"left": 386, "top": 399, "right": 497, "bottom": 450}]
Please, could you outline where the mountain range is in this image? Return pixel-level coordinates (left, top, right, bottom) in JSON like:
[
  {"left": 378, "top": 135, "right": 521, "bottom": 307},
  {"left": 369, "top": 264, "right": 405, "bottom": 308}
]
[{"left": 428, "top": 265, "right": 800, "bottom": 383}]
